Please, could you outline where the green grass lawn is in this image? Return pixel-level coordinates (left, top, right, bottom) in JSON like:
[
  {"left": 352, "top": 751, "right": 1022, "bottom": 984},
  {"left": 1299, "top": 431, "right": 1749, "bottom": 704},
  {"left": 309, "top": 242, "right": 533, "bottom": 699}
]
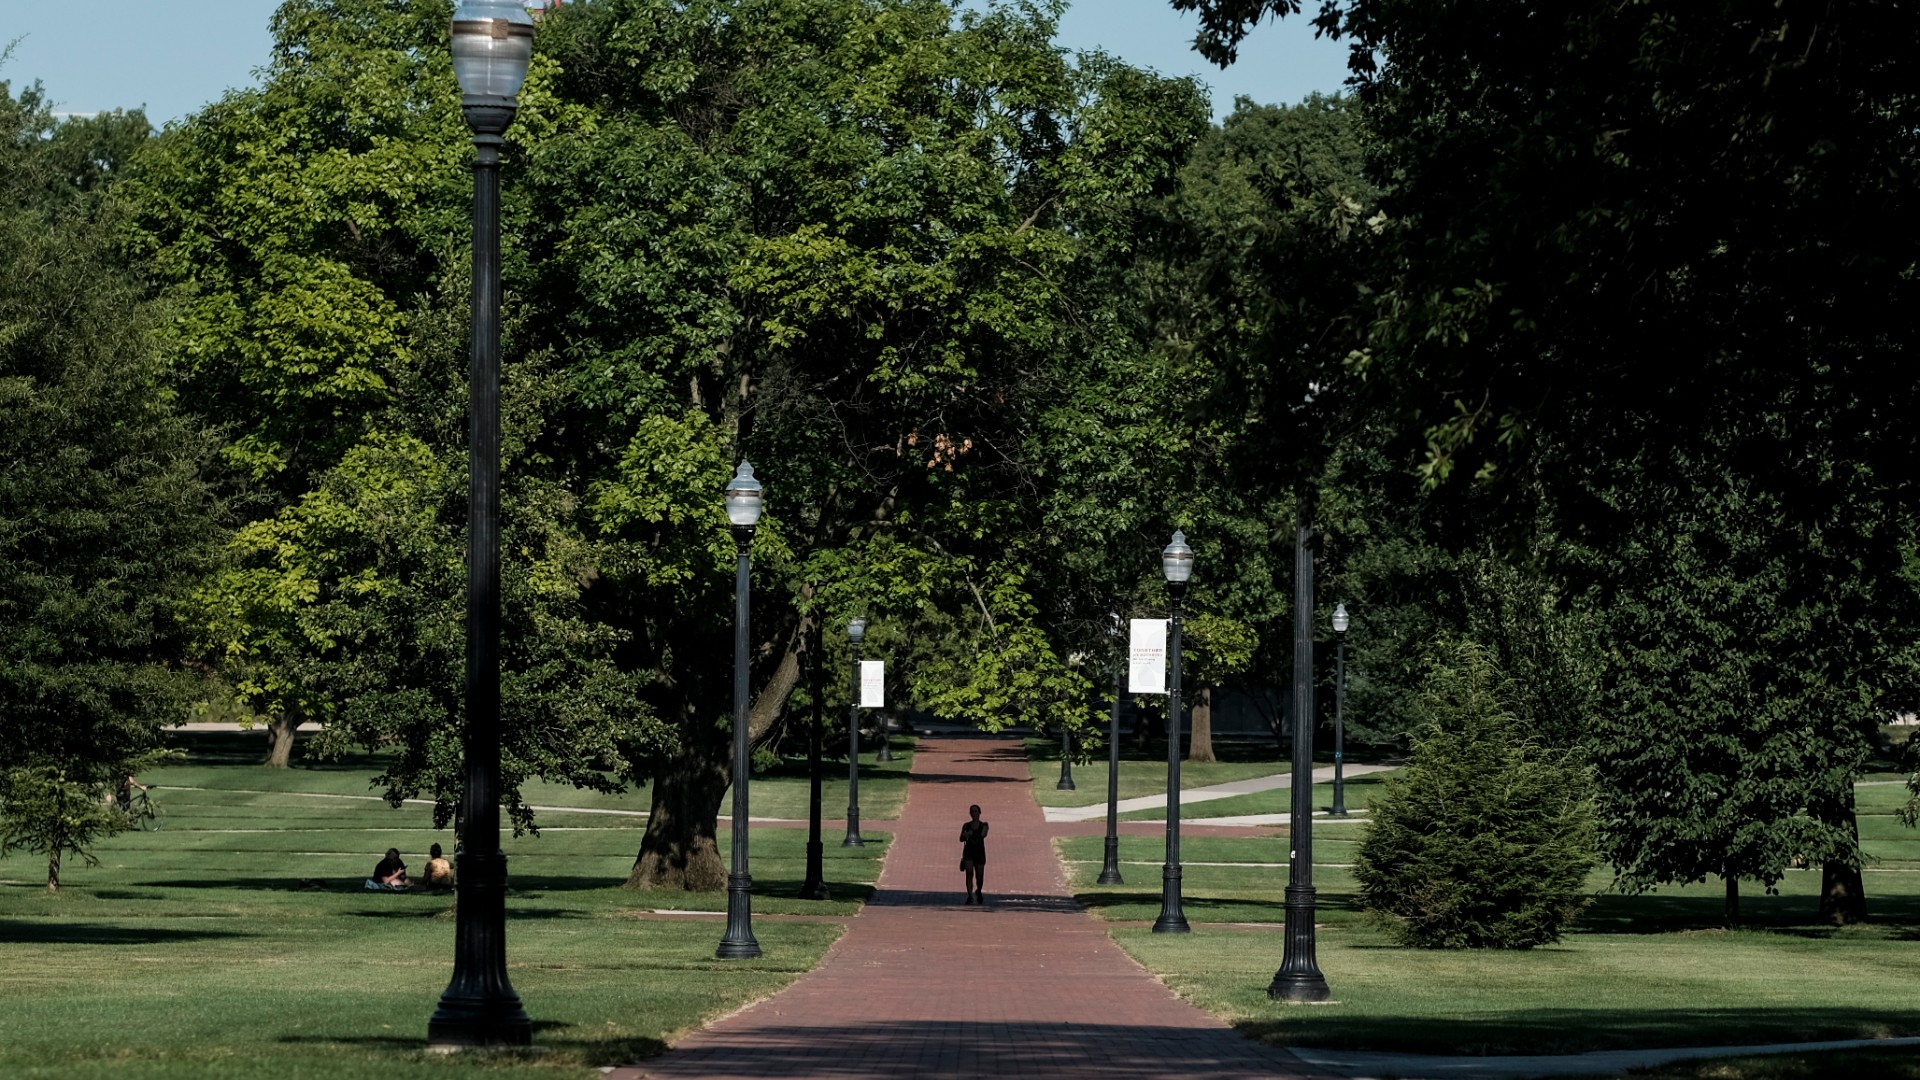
[
  {"left": 159, "top": 730, "right": 915, "bottom": 826},
  {"left": 0, "top": 734, "right": 886, "bottom": 1078},
  {"left": 750, "top": 735, "right": 914, "bottom": 821},
  {"left": 1117, "top": 922, "right": 1920, "bottom": 1057},
  {"left": 1108, "top": 776, "right": 1391, "bottom": 822},
  {"left": 1027, "top": 737, "right": 1291, "bottom": 807},
  {"left": 1067, "top": 777, "right": 1920, "bottom": 1061},
  {"left": 1113, "top": 772, "right": 1391, "bottom": 821}
]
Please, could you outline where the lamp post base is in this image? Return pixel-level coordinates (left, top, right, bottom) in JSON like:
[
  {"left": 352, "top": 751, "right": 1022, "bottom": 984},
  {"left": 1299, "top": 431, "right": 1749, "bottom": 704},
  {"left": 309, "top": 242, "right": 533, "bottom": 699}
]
[
  {"left": 1268, "top": 883, "right": 1329, "bottom": 1000},
  {"left": 429, "top": 851, "right": 531, "bottom": 1048},
  {"left": 1151, "top": 865, "right": 1189, "bottom": 933},
  {"left": 427, "top": 997, "right": 533, "bottom": 1049},
  {"left": 1096, "top": 836, "right": 1124, "bottom": 885},
  {"left": 801, "top": 840, "right": 830, "bottom": 900},
  {"left": 842, "top": 807, "right": 864, "bottom": 847},
  {"left": 1266, "top": 972, "right": 1332, "bottom": 1002},
  {"left": 716, "top": 872, "right": 761, "bottom": 959}
]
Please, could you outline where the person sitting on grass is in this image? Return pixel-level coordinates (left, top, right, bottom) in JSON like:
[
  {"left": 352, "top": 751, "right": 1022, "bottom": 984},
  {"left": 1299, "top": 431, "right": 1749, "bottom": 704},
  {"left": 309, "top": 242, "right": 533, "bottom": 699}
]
[
  {"left": 366, "top": 848, "right": 410, "bottom": 891},
  {"left": 424, "top": 843, "right": 454, "bottom": 889}
]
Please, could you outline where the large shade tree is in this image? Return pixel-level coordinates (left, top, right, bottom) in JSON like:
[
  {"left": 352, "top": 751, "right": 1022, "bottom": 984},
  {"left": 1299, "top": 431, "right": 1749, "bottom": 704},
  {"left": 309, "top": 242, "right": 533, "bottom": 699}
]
[
  {"left": 123, "top": 0, "right": 663, "bottom": 819},
  {"left": 0, "top": 82, "right": 223, "bottom": 888},
  {"left": 124, "top": 0, "right": 1214, "bottom": 889},
  {"left": 527, "top": 0, "right": 1211, "bottom": 888},
  {"left": 1174, "top": 0, "right": 1920, "bottom": 920}
]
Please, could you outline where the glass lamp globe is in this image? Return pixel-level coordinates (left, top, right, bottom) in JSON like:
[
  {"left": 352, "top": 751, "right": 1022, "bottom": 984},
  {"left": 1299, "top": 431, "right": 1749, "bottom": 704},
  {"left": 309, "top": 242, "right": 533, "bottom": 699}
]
[
  {"left": 724, "top": 461, "right": 764, "bottom": 527},
  {"left": 450, "top": 0, "right": 536, "bottom": 100},
  {"left": 1161, "top": 531, "right": 1194, "bottom": 585},
  {"left": 849, "top": 618, "right": 867, "bottom": 644},
  {"left": 1333, "top": 602, "right": 1350, "bottom": 634}
]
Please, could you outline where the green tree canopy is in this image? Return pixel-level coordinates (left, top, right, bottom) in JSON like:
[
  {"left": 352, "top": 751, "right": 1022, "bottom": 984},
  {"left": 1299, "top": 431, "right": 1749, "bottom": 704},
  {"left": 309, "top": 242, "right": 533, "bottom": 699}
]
[
  {"left": 0, "top": 80, "right": 223, "bottom": 887},
  {"left": 123, "top": 0, "right": 1215, "bottom": 891},
  {"left": 1172, "top": 0, "right": 1920, "bottom": 919}
]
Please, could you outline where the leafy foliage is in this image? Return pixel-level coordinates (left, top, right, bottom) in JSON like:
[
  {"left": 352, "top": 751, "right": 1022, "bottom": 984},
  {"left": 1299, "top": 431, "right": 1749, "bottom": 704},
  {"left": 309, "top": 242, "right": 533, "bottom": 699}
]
[
  {"left": 116, "top": 0, "right": 1218, "bottom": 886},
  {"left": 1355, "top": 641, "right": 1596, "bottom": 948},
  {"left": 124, "top": 1, "right": 664, "bottom": 829},
  {"left": 1575, "top": 446, "right": 1898, "bottom": 916},
  {"left": 0, "top": 81, "right": 222, "bottom": 887},
  {"left": 1176, "top": 0, "right": 1920, "bottom": 917},
  {"left": 0, "top": 87, "right": 221, "bottom": 762},
  {"left": 0, "top": 765, "right": 120, "bottom": 893}
]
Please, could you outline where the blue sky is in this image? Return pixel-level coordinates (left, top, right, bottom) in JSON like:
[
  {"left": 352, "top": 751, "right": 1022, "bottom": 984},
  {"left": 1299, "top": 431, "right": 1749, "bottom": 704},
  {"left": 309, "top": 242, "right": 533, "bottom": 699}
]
[{"left": 3, "top": 1, "right": 1349, "bottom": 126}]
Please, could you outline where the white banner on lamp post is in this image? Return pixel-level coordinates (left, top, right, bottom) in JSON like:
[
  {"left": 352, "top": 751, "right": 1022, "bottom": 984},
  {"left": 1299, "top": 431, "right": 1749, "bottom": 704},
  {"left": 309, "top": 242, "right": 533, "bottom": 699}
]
[
  {"left": 1128, "top": 619, "right": 1168, "bottom": 694},
  {"left": 859, "top": 660, "right": 885, "bottom": 708}
]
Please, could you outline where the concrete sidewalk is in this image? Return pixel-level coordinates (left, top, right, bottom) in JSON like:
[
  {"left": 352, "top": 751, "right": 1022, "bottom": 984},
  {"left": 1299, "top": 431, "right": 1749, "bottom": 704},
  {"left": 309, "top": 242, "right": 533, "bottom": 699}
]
[{"left": 1042, "top": 763, "right": 1397, "bottom": 823}]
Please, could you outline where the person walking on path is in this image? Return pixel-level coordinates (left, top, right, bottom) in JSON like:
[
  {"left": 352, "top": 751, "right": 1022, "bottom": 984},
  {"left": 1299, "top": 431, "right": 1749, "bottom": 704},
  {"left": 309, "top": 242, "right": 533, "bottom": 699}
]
[{"left": 959, "top": 804, "right": 989, "bottom": 903}]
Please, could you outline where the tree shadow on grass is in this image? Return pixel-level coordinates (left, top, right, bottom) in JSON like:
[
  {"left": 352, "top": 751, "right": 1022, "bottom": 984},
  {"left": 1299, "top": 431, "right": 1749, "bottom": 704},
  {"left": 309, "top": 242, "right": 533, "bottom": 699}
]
[
  {"left": 747, "top": 877, "right": 875, "bottom": 903},
  {"left": 1075, "top": 890, "right": 1366, "bottom": 921},
  {"left": 0, "top": 918, "right": 252, "bottom": 945},
  {"left": 346, "top": 905, "right": 595, "bottom": 921},
  {"left": 278, "top": 1024, "right": 668, "bottom": 1067},
  {"left": 1236, "top": 1006, "right": 1920, "bottom": 1057},
  {"left": 136, "top": 877, "right": 409, "bottom": 893},
  {"left": 136, "top": 874, "right": 634, "bottom": 895},
  {"left": 1581, "top": 891, "right": 1920, "bottom": 934},
  {"left": 162, "top": 732, "right": 386, "bottom": 772}
]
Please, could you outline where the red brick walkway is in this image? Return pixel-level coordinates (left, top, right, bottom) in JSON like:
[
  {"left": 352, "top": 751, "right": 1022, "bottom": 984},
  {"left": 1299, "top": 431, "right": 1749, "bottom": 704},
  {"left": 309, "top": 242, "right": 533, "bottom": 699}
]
[{"left": 617, "top": 733, "right": 1320, "bottom": 1079}]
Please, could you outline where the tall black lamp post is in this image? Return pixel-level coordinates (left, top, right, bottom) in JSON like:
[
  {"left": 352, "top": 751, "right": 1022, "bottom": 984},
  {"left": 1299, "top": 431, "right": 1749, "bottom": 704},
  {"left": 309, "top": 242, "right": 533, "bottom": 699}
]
[
  {"left": 1057, "top": 723, "right": 1076, "bottom": 791},
  {"left": 802, "top": 625, "right": 829, "bottom": 900},
  {"left": 1331, "top": 602, "right": 1349, "bottom": 818},
  {"left": 1153, "top": 532, "right": 1193, "bottom": 934},
  {"left": 717, "top": 462, "right": 764, "bottom": 960},
  {"left": 1269, "top": 508, "right": 1330, "bottom": 1001},
  {"left": 843, "top": 618, "right": 866, "bottom": 847},
  {"left": 429, "top": 0, "right": 535, "bottom": 1049},
  {"left": 1097, "top": 613, "right": 1125, "bottom": 886}
]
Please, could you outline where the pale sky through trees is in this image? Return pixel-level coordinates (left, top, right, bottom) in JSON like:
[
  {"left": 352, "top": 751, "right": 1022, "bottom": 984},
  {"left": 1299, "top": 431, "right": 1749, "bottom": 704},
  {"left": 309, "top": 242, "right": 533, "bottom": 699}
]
[{"left": 4, "top": 0, "right": 1348, "bottom": 125}]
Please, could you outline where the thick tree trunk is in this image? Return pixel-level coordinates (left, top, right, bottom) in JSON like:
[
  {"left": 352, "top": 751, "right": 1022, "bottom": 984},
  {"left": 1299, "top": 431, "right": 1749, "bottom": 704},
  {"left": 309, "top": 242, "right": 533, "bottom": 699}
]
[
  {"left": 1723, "top": 873, "right": 1739, "bottom": 927},
  {"left": 625, "top": 618, "right": 811, "bottom": 892},
  {"left": 46, "top": 844, "right": 60, "bottom": 894},
  {"left": 627, "top": 747, "right": 731, "bottom": 891},
  {"left": 1821, "top": 860, "right": 1869, "bottom": 925},
  {"left": 262, "top": 708, "right": 300, "bottom": 768},
  {"left": 1188, "top": 685, "right": 1217, "bottom": 763},
  {"left": 1818, "top": 792, "right": 1869, "bottom": 925}
]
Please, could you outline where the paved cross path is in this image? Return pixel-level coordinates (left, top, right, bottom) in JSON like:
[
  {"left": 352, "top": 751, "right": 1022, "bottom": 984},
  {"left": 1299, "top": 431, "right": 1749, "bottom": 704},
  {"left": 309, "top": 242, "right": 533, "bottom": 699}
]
[
  {"left": 617, "top": 732, "right": 1323, "bottom": 1080},
  {"left": 1041, "top": 763, "right": 1399, "bottom": 823}
]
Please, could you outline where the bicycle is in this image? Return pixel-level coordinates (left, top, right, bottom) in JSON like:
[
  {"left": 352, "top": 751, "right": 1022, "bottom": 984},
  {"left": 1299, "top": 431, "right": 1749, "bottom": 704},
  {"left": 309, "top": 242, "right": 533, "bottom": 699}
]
[{"left": 123, "top": 788, "right": 164, "bottom": 831}]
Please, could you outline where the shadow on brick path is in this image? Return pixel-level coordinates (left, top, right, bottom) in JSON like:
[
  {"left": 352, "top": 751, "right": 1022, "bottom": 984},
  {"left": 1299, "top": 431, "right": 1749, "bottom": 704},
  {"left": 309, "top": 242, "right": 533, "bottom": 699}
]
[{"left": 628, "top": 1020, "right": 1306, "bottom": 1079}]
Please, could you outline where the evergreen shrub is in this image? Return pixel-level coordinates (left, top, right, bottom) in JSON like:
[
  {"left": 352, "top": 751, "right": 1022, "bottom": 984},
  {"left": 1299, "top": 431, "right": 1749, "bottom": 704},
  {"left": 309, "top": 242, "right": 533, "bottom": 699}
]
[{"left": 1354, "top": 641, "right": 1597, "bottom": 948}]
